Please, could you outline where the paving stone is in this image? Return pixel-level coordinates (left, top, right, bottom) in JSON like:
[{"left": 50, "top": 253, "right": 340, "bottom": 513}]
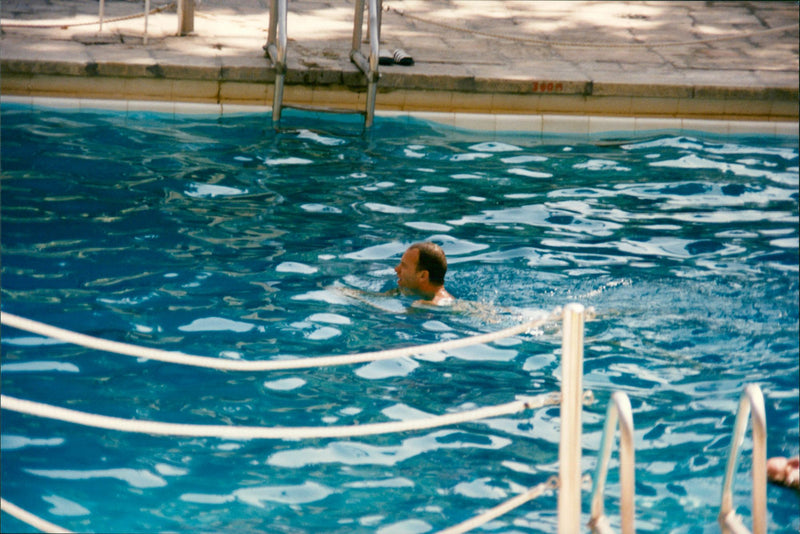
[{"left": 0, "top": 0, "right": 796, "bottom": 120}]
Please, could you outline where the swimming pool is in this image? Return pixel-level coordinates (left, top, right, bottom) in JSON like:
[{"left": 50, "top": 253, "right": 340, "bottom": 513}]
[{"left": 1, "top": 103, "right": 798, "bottom": 533}]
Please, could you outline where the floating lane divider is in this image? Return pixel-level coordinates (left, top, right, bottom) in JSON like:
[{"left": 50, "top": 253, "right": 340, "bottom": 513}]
[
  {"left": 437, "top": 476, "right": 560, "bottom": 534},
  {"left": 0, "top": 497, "right": 73, "bottom": 534},
  {"left": 0, "top": 392, "right": 560, "bottom": 440},
  {"left": 0, "top": 310, "right": 560, "bottom": 371}
]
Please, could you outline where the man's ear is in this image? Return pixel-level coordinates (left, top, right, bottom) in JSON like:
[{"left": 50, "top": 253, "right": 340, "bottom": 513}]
[{"left": 417, "top": 269, "right": 429, "bottom": 283}]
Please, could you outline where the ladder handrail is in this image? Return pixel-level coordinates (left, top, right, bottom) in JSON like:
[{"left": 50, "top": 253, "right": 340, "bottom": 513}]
[
  {"left": 719, "top": 384, "right": 767, "bottom": 534},
  {"left": 266, "top": 0, "right": 380, "bottom": 127},
  {"left": 266, "top": 0, "right": 288, "bottom": 123},
  {"left": 350, "top": 0, "right": 381, "bottom": 127},
  {"left": 589, "top": 391, "right": 636, "bottom": 534}
]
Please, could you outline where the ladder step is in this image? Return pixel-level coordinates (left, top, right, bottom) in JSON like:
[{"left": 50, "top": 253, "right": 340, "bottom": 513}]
[{"left": 279, "top": 103, "right": 366, "bottom": 115}]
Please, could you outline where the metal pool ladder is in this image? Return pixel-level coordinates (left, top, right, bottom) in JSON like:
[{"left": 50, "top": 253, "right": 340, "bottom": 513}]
[
  {"left": 719, "top": 384, "right": 767, "bottom": 534},
  {"left": 588, "top": 391, "right": 636, "bottom": 534},
  {"left": 580, "top": 384, "right": 767, "bottom": 534},
  {"left": 265, "top": 0, "right": 381, "bottom": 128}
]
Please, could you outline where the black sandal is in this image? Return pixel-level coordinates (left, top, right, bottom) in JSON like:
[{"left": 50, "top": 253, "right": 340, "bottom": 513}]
[{"left": 393, "top": 48, "right": 414, "bottom": 66}]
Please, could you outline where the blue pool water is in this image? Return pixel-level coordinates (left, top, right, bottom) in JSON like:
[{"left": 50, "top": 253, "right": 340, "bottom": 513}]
[{"left": 1, "top": 104, "right": 798, "bottom": 533}]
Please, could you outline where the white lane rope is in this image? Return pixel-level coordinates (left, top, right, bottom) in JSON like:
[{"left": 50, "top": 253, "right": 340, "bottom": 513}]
[
  {"left": 0, "top": 392, "right": 560, "bottom": 440},
  {"left": 437, "top": 476, "right": 559, "bottom": 534},
  {"left": 0, "top": 498, "right": 73, "bottom": 534},
  {"left": 0, "top": 310, "right": 560, "bottom": 371}
]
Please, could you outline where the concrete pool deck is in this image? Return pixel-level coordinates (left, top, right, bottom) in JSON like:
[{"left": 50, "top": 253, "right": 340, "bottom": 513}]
[{"left": 1, "top": 0, "right": 798, "bottom": 133}]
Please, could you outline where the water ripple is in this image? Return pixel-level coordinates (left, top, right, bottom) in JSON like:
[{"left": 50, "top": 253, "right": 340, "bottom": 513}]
[{"left": 1, "top": 106, "right": 797, "bottom": 533}]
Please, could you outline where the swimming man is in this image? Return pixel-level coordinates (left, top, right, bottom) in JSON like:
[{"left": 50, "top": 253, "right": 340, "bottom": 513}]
[
  {"left": 333, "top": 241, "right": 455, "bottom": 309},
  {"left": 394, "top": 242, "right": 454, "bottom": 306}
]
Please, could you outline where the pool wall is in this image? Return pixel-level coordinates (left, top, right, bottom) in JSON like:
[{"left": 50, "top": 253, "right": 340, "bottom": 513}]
[
  {"left": 2, "top": 70, "right": 797, "bottom": 125},
  {"left": 2, "top": 95, "right": 797, "bottom": 138}
]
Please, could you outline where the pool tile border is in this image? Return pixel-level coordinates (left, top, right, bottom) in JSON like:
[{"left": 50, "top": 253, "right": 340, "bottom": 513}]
[{"left": 2, "top": 95, "right": 797, "bottom": 138}]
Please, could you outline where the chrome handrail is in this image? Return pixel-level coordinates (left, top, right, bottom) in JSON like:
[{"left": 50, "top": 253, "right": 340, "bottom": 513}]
[
  {"left": 266, "top": 0, "right": 380, "bottom": 127},
  {"left": 350, "top": 0, "right": 381, "bottom": 127},
  {"left": 719, "top": 384, "right": 767, "bottom": 534},
  {"left": 266, "top": 0, "right": 288, "bottom": 123},
  {"left": 589, "top": 391, "right": 636, "bottom": 534}
]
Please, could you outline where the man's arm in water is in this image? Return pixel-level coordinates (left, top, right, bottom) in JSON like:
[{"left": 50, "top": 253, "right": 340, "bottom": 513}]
[{"left": 335, "top": 286, "right": 400, "bottom": 299}]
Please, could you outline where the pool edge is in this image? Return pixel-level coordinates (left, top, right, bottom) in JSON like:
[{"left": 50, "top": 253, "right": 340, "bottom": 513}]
[{"left": 2, "top": 95, "right": 797, "bottom": 138}]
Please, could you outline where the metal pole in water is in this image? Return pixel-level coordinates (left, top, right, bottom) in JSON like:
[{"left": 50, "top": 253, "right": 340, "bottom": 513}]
[{"left": 558, "top": 303, "right": 585, "bottom": 533}]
